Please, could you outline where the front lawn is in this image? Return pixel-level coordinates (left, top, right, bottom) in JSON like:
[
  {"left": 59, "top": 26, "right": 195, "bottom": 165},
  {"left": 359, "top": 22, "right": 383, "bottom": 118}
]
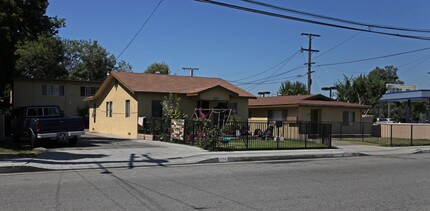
[{"left": 0, "top": 140, "right": 43, "bottom": 156}]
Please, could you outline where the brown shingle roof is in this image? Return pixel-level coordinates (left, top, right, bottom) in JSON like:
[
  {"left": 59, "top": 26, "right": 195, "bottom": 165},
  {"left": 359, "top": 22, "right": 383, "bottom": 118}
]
[
  {"left": 249, "top": 94, "right": 369, "bottom": 109},
  {"left": 110, "top": 72, "right": 255, "bottom": 98}
]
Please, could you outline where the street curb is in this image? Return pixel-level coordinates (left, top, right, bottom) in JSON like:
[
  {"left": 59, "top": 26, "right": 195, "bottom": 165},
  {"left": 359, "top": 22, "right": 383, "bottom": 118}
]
[
  {"left": 0, "top": 152, "right": 363, "bottom": 174},
  {"left": 198, "top": 152, "right": 363, "bottom": 164},
  {"left": 3, "top": 149, "right": 430, "bottom": 174},
  {"left": 415, "top": 149, "right": 430, "bottom": 154}
]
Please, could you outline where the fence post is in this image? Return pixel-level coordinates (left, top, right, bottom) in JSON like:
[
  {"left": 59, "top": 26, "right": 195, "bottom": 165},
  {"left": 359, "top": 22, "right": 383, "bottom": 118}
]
[
  {"left": 390, "top": 124, "right": 393, "bottom": 147},
  {"left": 361, "top": 122, "right": 364, "bottom": 142},
  {"left": 246, "top": 124, "right": 249, "bottom": 149},
  {"left": 305, "top": 123, "right": 308, "bottom": 148},
  {"left": 192, "top": 120, "right": 195, "bottom": 145},
  {"left": 410, "top": 124, "right": 413, "bottom": 146},
  {"left": 152, "top": 118, "right": 155, "bottom": 135},
  {"left": 328, "top": 124, "right": 332, "bottom": 148},
  {"left": 339, "top": 122, "right": 343, "bottom": 140}
]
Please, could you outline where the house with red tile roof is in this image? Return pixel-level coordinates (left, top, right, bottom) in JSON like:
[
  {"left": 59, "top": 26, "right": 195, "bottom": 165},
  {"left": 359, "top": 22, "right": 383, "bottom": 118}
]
[
  {"left": 86, "top": 72, "right": 255, "bottom": 138},
  {"left": 248, "top": 94, "right": 370, "bottom": 134}
]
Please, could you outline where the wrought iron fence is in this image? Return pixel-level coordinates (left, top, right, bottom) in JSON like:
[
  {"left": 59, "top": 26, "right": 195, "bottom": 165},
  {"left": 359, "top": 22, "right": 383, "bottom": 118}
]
[
  {"left": 322, "top": 121, "right": 430, "bottom": 147},
  {"left": 141, "top": 118, "right": 332, "bottom": 151}
]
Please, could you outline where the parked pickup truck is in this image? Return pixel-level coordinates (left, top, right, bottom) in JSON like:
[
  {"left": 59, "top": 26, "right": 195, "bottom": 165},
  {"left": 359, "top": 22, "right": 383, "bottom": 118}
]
[{"left": 10, "top": 105, "right": 85, "bottom": 148}]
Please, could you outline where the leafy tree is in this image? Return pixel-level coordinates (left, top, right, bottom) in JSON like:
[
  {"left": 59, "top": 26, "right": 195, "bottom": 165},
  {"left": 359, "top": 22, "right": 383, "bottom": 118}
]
[
  {"left": 334, "top": 75, "right": 355, "bottom": 103},
  {"left": 15, "top": 34, "right": 68, "bottom": 79},
  {"left": 162, "top": 93, "right": 187, "bottom": 119},
  {"left": 0, "top": 0, "right": 64, "bottom": 97},
  {"left": 368, "top": 65, "right": 403, "bottom": 85},
  {"left": 334, "top": 65, "right": 403, "bottom": 115},
  {"left": 278, "top": 81, "right": 308, "bottom": 96},
  {"left": 114, "top": 60, "right": 133, "bottom": 72},
  {"left": 144, "top": 62, "right": 170, "bottom": 74},
  {"left": 64, "top": 40, "right": 116, "bottom": 81}
]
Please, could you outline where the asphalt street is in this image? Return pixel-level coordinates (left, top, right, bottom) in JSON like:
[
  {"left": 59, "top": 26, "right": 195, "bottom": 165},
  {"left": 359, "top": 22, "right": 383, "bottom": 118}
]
[{"left": 1, "top": 153, "right": 429, "bottom": 210}]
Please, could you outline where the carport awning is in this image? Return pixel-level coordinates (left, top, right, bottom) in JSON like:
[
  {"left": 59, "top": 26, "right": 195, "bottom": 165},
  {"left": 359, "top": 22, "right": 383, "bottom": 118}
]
[{"left": 380, "top": 90, "right": 430, "bottom": 102}]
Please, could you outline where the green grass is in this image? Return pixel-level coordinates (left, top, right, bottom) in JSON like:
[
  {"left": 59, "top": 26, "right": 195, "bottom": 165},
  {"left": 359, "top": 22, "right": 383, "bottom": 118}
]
[
  {"left": 339, "top": 137, "right": 430, "bottom": 147},
  {"left": 216, "top": 139, "right": 328, "bottom": 150},
  {"left": 0, "top": 141, "right": 43, "bottom": 156}
]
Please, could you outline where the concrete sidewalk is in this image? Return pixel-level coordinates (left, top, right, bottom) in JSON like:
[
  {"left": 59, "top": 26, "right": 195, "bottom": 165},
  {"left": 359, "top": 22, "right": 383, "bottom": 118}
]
[{"left": 1, "top": 133, "right": 430, "bottom": 173}]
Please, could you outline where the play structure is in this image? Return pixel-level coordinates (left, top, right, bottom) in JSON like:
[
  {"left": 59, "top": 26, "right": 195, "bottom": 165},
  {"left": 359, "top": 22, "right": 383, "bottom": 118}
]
[{"left": 193, "top": 108, "right": 232, "bottom": 128}]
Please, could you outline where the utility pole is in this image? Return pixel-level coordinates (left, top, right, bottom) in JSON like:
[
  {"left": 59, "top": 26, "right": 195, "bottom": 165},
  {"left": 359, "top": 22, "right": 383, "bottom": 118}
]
[
  {"left": 182, "top": 67, "right": 199, "bottom": 77},
  {"left": 322, "top": 86, "right": 337, "bottom": 99},
  {"left": 301, "top": 33, "right": 320, "bottom": 94}
]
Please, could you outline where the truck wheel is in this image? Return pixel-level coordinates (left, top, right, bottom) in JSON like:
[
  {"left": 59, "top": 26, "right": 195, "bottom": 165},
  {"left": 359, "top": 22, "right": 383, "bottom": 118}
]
[
  {"left": 29, "top": 133, "right": 38, "bottom": 149},
  {"left": 69, "top": 137, "right": 78, "bottom": 146}
]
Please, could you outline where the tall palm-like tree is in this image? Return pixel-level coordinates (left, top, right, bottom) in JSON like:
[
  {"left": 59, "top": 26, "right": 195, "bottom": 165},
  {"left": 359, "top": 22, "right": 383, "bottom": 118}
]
[{"left": 278, "top": 81, "right": 307, "bottom": 96}]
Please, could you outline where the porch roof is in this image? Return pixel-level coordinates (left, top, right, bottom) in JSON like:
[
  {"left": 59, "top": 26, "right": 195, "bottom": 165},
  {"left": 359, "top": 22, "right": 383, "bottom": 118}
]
[{"left": 379, "top": 90, "right": 430, "bottom": 102}]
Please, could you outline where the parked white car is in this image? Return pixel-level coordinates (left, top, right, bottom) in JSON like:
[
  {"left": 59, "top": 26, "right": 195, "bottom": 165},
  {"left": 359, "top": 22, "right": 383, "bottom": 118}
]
[{"left": 376, "top": 118, "right": 395, "bottom": 123}]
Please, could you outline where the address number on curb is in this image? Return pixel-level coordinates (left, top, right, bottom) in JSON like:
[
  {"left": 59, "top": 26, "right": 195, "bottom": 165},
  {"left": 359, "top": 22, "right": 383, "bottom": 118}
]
[{"left": 218, "top": 157, "right": 228, "bottom": 163}]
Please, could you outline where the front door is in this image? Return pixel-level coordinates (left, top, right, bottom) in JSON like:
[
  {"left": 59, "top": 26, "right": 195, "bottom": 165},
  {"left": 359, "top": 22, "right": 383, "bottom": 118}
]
[
  {"left": 310, "top": 109, "right": 320, "bottom": 134},
  {"left": 310, "top": 109, "right": 320, "bottom": 123}
]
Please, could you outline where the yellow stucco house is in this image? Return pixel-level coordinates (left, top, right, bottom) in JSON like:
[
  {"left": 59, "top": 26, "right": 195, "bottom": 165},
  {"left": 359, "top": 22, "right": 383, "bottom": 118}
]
[
  {"left": 11, "top": 78, "right": 102, "bottom": 116},
  {"left": 86, "top": 72, "right": 255, "bottom": 138},
  {"left": 248, "top": 94, "right": 370, "bottom": 135}
]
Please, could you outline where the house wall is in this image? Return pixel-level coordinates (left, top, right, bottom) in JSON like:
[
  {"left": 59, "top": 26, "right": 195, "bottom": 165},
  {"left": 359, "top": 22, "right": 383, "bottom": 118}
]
[
  {"left": 89, "top": 80, "right": 138, "bottom": 138},
  {"left": 248, "top": 107, "right": 299, "bottom": 122},
  {"left": 297, "top": 106, "right": 362, "bottom": 123},
  {"left": 199, "top": 87, "right": 230, "bottom": 101},
  {"left": 13, "top": 79, "right": 101, "bottom": 116},
  {"left": 249, "top": 106, "right": 367, "bottom": 135},
  {"left": 136, "top": 92, "right": 249, "bottom": 121}
]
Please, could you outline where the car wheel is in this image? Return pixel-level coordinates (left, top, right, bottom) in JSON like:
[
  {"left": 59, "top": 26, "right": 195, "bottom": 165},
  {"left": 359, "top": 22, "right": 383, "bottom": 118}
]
[{"left": 69, "top": 137, "right": 78, "bottom": 146}]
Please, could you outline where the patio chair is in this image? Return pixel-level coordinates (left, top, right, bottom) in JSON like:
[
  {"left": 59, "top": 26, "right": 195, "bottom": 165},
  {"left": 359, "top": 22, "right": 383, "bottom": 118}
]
[{"left": 262, "top": 125, "right": 274, "bottom": 140}]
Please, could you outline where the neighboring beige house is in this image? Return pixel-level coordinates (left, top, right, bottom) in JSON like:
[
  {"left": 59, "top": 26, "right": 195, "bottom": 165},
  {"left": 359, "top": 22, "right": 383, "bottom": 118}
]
[
  {"left": 248, "top": 94, "right": 370, "bottom": 135},
  {"left": 86, "top": 72, "right": 255, "bottom": 138},
  {"left": 11, "top": 78, "right": 102, "bottom": 116}
]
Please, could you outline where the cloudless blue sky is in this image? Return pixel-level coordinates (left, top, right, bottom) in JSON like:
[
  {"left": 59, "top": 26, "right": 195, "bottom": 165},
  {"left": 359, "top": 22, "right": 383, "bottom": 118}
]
[{"left": 47, "top": 0, "right": 430, "bottom": 96}]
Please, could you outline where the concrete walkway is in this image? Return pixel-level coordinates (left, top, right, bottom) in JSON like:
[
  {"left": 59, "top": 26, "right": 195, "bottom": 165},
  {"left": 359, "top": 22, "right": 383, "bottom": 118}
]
[{"left": 1, "top": 133, "right": 430, "bottom": 173}]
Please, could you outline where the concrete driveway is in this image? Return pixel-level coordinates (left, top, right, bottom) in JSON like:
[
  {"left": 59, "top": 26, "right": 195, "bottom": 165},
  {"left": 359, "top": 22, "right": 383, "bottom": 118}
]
[{"left": 2, "top": 133, "right": 430, "bottom": 173}]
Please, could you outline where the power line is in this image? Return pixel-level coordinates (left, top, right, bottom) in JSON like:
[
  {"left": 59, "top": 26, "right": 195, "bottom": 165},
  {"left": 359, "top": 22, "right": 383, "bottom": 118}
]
[
  {"left": 116, "top": 0, "right": 163, "bottom": 61},
  {"left": 232, "top": 65, "right": 305, "bottom": 85},
  {"left": 398, "top": 55, "right": 430, "bottom": 75},
  {"left": 195, "top": 0, "right": 430, "bottom": 41},
  {"left": 243, "top": 0, "right": 430, "bottom": 33},
  {"left": 397, "top": 53, "right": 430, "bottom": 68},
  {"left": 317, "top": 46, "right": 430, "bottom": 67},
  {"left": 229, "top": 50, "right": 300, "bottom": 83},
  {"left": 247, "top": 51, "right": 300, "bottom": 90},
  {"left": 238, "top": 73, "right": 307, "bottom": 85},
  {"left": 314, "top": 32, "right": 362, "bottom": 60}
]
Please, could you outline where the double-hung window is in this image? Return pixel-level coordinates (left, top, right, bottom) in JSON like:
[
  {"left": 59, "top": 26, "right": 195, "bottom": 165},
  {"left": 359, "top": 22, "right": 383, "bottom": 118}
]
[
  {"left": 42, "top": 85, "right": 64, "bottom": 96},
  {"left": 342, "top": 111, "right": 355, "bottom": 126}
]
